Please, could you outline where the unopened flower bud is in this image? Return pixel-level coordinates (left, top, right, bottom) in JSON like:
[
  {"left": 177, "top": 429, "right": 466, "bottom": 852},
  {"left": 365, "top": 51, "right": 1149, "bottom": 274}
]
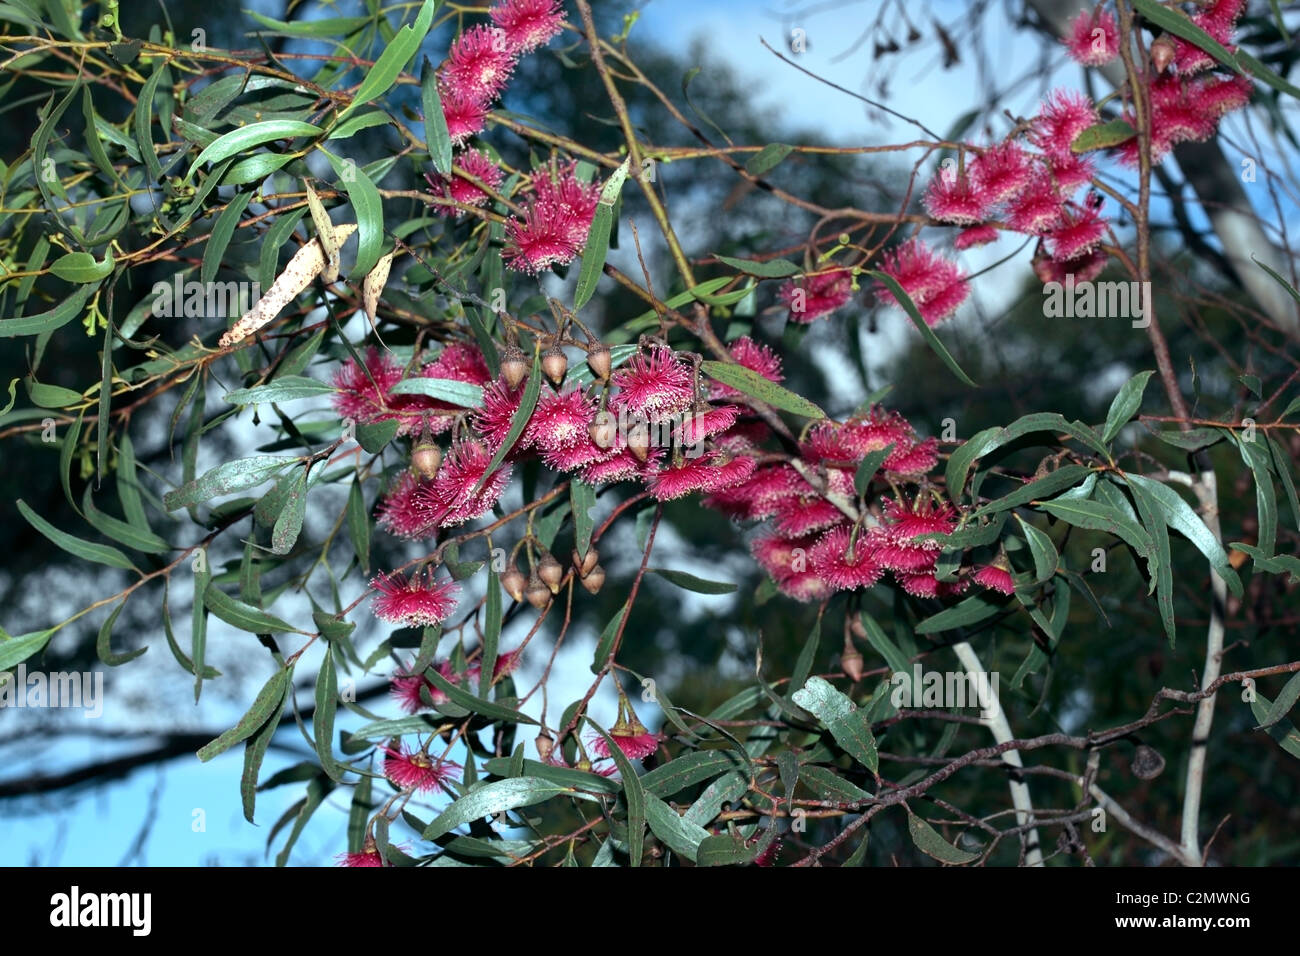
[
  {"left": 580, "top": 564, "right": 605, "bottom": 593},
  {"left": 525, "top": 575, "right": 552, "bottom": 609},
  {"left": 534, "top": 732, "right": 555, "bottom": 762},
  {"left": 501, "top": 566, "right": 527, "bottom": 602},
  {"left": 1150, "top": 35, "right": 1175, "bottom": 74},
  {"left": 573, "top": 547, "right": 600, "bottom": 577},
  {"left": 537, "top": 553, "right": 564, "bottom": 593},
  {"left": 541, "top": 346, "right": 568, "bottom": 386},
  {"left": 410, "top": 441, "right": 442, "bottom": 480},
  {"left": 586, "top": 344, "right": 612, "bottom": 382},
  {"left": 501, "top": 346, "right": 529, "bottom": 389}
]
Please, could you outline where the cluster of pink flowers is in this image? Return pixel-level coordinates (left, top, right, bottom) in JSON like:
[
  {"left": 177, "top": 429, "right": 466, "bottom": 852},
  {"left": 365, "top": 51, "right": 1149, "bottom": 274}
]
[
  {"left": 390, "top": 649, "right": 524, "bottom": 713},
  {"left": 502, "top": 161, "right": 602, "bottom": 273},
  {"left": 332, "top": 343, "right": 490, "bottom": 437},
  {"left": 426, "top": 1, "right": 565, "bottom": 219}
]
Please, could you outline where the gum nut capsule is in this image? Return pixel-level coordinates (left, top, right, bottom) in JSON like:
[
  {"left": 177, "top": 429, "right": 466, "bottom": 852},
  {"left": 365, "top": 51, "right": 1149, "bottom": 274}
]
[
  {"left": 525, "top": 576, "right": 553, "bottom": 609},
  {"left": 586, "top": 344, "right": 612, "bottom": 382},
  {"left": 501, "top": 347, "right": 529, "bottom": 389},
  {"left": 410, "top": 441, "right": 442, "bottom": 480},
  {"left": 573, "top": 548, "right": 599, "bottom": 576},
  {"left": 589, "top": 410, "right": 617, "bottom": 449},
  {"left": 501, "top": 566, "right": 527, "bottom": 602},
  {"left": 537, "top": 553, "right": 564, "bottom": 593},
  {"left": 534, "top": 732, "right": 555, "bottom": 762},
  {"left": 1150, "top": 34, "right": 1175, "bottom": 73},
  {"left": 579, "top": 564, "right": 605, "bottom": 594},
  {"left": 541, "top": 346, "right": 568, "bottom": 386},
  {"left": 841, "top": 645, "right": 865, "bottom": 683}
]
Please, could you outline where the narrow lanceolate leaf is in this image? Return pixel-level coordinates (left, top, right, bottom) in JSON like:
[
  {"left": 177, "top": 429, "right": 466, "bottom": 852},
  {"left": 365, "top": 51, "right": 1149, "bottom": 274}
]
[
  {"left": 241, "top": 702, "right": 281, "bottom": 823},
  {"left": 712, "top": 254, "right": 801, "bottom": 277},
  {"left": 1070, "top": 119, "right": 1136, "bottom": 154},
  {"left": 744, "top": 143, "right": 794, "bottom": 176},
  {"left": 791, "top": 677, "right": 878, "bottom": 772},
  {"left": 420, "top": 56, "right": 453, "bottom": 174},
  {"left": 644, "top": 794, "right": 711, "bottom": 862},
  {"left": 421, "top": 777, "right": 593, "bottom": 841},
  {"left": 649, "top": 568, "right": 737, "bottom": 594},
  {"left": 49, "top": 251, "right": 115, "bottom": 283},
  {"left": 0, "top": 284, "right": 95, "bottom": 338},
  {"left": 1125, "top": 478, "right": 1175, "bottom": 646},
  {"left": 314, "top": 647, "right": 343, "bottom": 780},
  {"left": 388, "top": 378, "right": 484, "bottom": 407},
  {"left": 82, "top": 486, "right": 169, "bottom": 554},
  {"left": 271, "top": 472, "right": 308, "bottom": 555},
  {"left": 187, "top": 121, "right": 323, "bottom": 179},
  {"left": 0, "top": 628, "right": 56, "bottom": 672},
  {"left": 907, "top": 810, "right": 980, "bottom": 864},
  {"left": 163, "top": 456, "right": 295, "bottom": 511},
  {"left": 96, "top": 599, "right": 145, "bottom": 666},
  {"left": 338, "top": 0, "right": 439, "bottom": 121},
  {"left": 304, "top": 180, "right": 340, "bottom": 263},
  {"left": 17, "top": 500, "right": 137, "bottom": 572},
  {"left": 346, "top": 477, "right": 371, "bottom": 573},
  {"left": 218, "top": 227, "right": 356, "bottom": 348},
  {"left": 1037, "top": 498, "right": 1157, "bottom": 569},
  {"left": 588, "top": 718, "right": 647, "bottom": 867},
  {"left": 701, "top": 360, "right": 826, "bottom": 419},
  {"left": 574, "top": 159, "right": 631, "bottom": 311},
  {"left": 319, "top": 149, "right": 384, "bottom": 278},
  {"left": 866, "top": 269, "right": 977, "bottom": 388},
  {"left": 1015, "top": 515, "right": 1059, "bottom": 584},
  {"left": 571, "top": 479, "right": 596, "bottom": 559},
  {"left": 854, "top": 444, "right": 894, "bottom": 496},
  {"left": 204, "top": 584, "right": 299, "bottom": 634},
  {"left": 1125, "top": 473, "right": 1242, "bottom": 599},
  {"left": 1250, "top": 692, "right": 1300, "bottom": 761},
  {"left": 225, "top": 376, "right": 336, "bottom": 405},
  {"left": 1102, "top": 370, "right": 1154, "bottom": 444},
  {"left": 196, "top": 666, "right": 292, "bottom": 762}
]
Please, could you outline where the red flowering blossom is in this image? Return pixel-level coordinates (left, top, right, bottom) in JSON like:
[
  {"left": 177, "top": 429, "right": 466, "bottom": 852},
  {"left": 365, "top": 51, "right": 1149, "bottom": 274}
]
[
  {"left": 419, "top": 439, "right": 512, "bottom": 527},
  {"left": 923, "top": 171, "right": 989, "bottom": 225},
  {"left": 1030, "top": 89, "right": 1098, "bottom": 158},
  {"left": 532, "top": 161, "right": 601, "bottom": 226},
  {"left": 970, "top": 142, "right": 1032, "bottom": 204},
  {"left": 778, "top": 268, "right": 855, "bottom": 323},
  {"left": 873, "top": 540, "right": 940, "bottom": 574},
  {"left": 609, "top": 346, "right": 695, "bottom": 417},
  {"left": 490, "top": 0, "right": 565, "bottom": 53},
  {"left": 1006, "top": 172, "right": 1065, "bottom": 235},
  {"left": 422, "top": 342, "right": 491, "bottom": 386},
  {"left": 333, "top": 347, "right": 403, "bottom": 427},
  {"left": 337, "top": 839, "right": 385, "bottom": 867},
  {"left": 591, "top": 731, "right": 659, "bottom": 761},
  {"left": 527, "top": 386, "right": 595, "bottom": 453},
  {"left": 581, "top": 444, "right": 663, "bottom": 484},
  {"left": 381, "top": 742, "right": 460, "bottom": 793},
  {"left": 371, "top": 568, "right": 461, "bottom": 627},
  {"left": 473, "top": 378, "right": 526, "bottom": 451},
  {"left": 1171, "top": 0, "right": 1244, "bottom": 75},
  {"left": 954, "top": 224, "right": 1000, "bottom": 250},
  {"left": 1063, "top": 7, "right": 1119, "bottom": 67},
  {"left": 882, "top": 496, "right": 959, "bottom": 549},
  {"left": 883, "top": 436, "right": 940, "bottom": 477},
  {"left": 1046, "top": 152, "right": 1096, "bottom": 195},
  {"left": 1033, "top": 247, "right": 1108, "bottom": 285},
  {"left": 502, "top": 201, "right": 585, "bottom": 273},
  {"left": 1046, "top": 206, "right": 1108, "bottom": 262},
  {"left": 425, "top": 149, "right": 504, "bottom": 217},
  {"left": 677, "top": 404, "right": 739, "bottom": 445},
  {"left": 874, "top": 239, "right": 970, "bottom": 327},
  {"left": 973, "top": 563, "right": 1016, "bottom": 595},
  {"left": 708, "top": 336, "right": 783, "bottom": 400},
  {"left": 441, "top": 25, "right": 517, "bottom": 103},
  {"left": 648, "top": 457, "right": 720, "bottom": 501},
  {"left": 440, "top": 84, "right": 489, "bottom": 144},
  {"left": 809, "top": 524, "right": 885, "bottom": 591},
  {"left": 376, "top": 472, "right": 440, "bottom": 540}
]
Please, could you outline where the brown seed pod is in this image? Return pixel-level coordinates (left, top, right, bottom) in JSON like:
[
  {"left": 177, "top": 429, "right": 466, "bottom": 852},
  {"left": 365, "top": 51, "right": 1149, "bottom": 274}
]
[
  {"left": 501, "top": 346, "right": 529, "bottom": 389},
  {"left": 589, "top": 410, "right": 618, "bottom": 449},
  {"left": 525, "top": 576, "right": 553, "bottom": 609},
  {"left": 537, "top": 552, "right": 565, "bottom": 593},
  {"left": 410, "top": 441, "right": 442, "bottom": 480},
  {"left": 1150, "top": 34, "right": 1175, "bottom": 73},
  {"left": 534, "top": 731, "right": 555, "bottom": 762},
  {"left": 586, "top": 344, "right": 612, "bottom": 382},
  {"left": 841, "top": 644, "right": 865, "bottom": 683},
  {"left": 579, "top": 564, "right": 605, "bottom": 594},
  {"left": 1130, "top": 744, "right": 1166, "bottom": 780},
  {"left": 501, "top": 566, "right": 528, "bottom": 602},
  {"left": 626, "top": 421, "right": 651, "bottom": 462},
  {"left": 573, "top": 548, "right": 600, "bottom": 577},
  {"left": 541, "top": 346, "right": 568, "bottom": 386}
]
